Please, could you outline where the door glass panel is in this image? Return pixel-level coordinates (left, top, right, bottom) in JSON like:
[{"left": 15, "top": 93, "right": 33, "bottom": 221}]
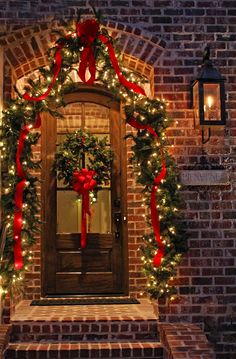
[
  {"left": 57, "top": 190, "right": 111, "bottom": 233},
  {"left": 56, "top": 102, "right": 111, "bottom": 235},
  {"left": 58, "top": 103, "right": 82, "bottom": 134},
  {"left": 57, "top": 190, "right": 79, "bottom": 233},
  {"left": 88, "top": 190, "right": 111, "bottom": 233},
  {"left": 84, "top": 102, "right": 110, "bottom": 133}
]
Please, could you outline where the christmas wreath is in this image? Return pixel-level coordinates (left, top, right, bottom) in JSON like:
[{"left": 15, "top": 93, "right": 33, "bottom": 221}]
[
  {"left": 54, "top": 129, "right": 113, "bottom": 248},
  {"left": 55, "top": 129, "right": 112, "bottom": 190}
]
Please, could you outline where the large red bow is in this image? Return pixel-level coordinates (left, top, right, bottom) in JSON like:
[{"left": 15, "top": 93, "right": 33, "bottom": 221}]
[
  {"left": 77, "top": 19, "right": 99, "bottom": 84},
  {"left": 73, "top": 169, "right": 97, "bottom": 248}
]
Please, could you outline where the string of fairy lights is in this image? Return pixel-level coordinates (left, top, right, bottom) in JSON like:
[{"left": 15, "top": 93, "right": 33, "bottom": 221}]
[{"left": 0, "top": 13, "right": 187, "bottom": 298}]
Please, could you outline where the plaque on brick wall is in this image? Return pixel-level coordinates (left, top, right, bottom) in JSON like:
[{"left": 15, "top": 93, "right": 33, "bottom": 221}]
[{"left": 180, "top": 170, "right": 229, "bottom": 186}]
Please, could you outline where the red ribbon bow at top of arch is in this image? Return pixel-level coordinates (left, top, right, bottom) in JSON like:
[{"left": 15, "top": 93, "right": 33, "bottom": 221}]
[
  {"left": 23, "top": 19, "right": 146, "bottom": 102},
  {"left": 76, "top": 18, "right": 99, "bottom": 84},
  {"left": 73, "top": 168, "right": 97, "bottom": 249}
]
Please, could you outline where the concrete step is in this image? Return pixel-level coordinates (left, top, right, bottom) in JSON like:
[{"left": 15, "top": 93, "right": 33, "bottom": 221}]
[{"left": 5, "top": 341, "right": 164, "bottom": 358}]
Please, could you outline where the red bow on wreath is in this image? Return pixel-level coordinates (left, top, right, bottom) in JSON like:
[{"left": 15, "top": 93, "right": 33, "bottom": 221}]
[{"left": 73, "top": 168, "right": 97, "bottom": 248}]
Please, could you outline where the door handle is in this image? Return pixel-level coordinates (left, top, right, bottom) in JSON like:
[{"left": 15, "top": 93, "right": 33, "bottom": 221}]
[
  {"left": 114, "top": 212, "right": 121, "bottom": 227},
  {"left": 114, "top": 212, "right": 121, "bottom": 240}
]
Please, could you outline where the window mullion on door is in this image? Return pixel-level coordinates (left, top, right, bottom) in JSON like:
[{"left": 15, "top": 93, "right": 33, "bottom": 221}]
[{"left": 81, "top": 102, "right": 85, "bottom": 167}]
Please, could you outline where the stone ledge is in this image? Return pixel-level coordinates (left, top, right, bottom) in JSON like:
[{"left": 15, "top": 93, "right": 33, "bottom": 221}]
[{"left": 159, "top": 323, "right": 216, "bottom": 359}]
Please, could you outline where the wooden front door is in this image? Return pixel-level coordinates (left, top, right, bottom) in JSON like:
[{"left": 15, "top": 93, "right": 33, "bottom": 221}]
[{"left": 41, "top": 87, "right": 127, "bottom": 296}]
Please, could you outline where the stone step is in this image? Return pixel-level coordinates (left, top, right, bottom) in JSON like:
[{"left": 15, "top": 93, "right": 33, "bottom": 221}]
[
  {"left": 10, "top": 319, "right": 158, "bottom": 343},
  {"left": 5, "top": 341, "right": 164, "bottom": 359}
]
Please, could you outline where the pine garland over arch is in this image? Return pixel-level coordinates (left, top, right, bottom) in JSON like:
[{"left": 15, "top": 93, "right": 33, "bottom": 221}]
[{"left": 1, "top": 9, "right": 187, "bottom": 299}]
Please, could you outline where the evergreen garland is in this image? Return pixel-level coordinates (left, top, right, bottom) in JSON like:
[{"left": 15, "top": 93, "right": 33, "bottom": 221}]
[{"left": 0, "top": 10, "right": 187, "bottom": 299}]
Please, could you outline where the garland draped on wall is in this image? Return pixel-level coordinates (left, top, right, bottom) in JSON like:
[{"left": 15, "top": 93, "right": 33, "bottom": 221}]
[{"left": 1, "top": 9, "right": 187, "bottom": 299}]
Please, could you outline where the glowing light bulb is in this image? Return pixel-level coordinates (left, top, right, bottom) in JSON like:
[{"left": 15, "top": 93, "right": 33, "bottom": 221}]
[{"left": 207, "top": 96, "right": 213, "bottom": 109}]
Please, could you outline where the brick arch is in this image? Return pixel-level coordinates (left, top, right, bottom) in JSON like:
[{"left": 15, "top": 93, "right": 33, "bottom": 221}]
[{"left": 1, "top": 19, "right": 166, "bottom": 94}]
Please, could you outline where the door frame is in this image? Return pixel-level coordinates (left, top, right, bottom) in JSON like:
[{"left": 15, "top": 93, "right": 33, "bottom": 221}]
[{"left": 41, "top": 84, "right": 128, "bottom": 297}]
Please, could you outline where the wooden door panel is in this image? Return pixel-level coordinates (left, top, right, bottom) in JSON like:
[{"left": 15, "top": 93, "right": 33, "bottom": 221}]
[
  {"left": 55, "top": 272, "right": 114, "bottom": 294},
  {"left": 58, "top": 250, "right": 112, "bottom": 272},
  {"left": 56, "top": 233, "right": 113, "bottom": 249}
]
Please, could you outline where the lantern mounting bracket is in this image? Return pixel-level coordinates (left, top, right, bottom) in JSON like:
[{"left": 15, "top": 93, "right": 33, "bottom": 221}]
[{"left": 202, "top": 128, "right": 211, "bottom": 145}]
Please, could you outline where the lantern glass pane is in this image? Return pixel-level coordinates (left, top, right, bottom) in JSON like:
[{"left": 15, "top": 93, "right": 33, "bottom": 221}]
[
  {"left": 203, "top": 83, "right": 221, "bottom": 122},
  {"left": 193, "top": 82, "right": 199, "bottom": 125}
]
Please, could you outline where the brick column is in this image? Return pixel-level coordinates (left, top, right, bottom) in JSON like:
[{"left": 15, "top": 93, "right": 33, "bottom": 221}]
[
  {"left": 0, "top": 46, "right": 3, "bottom": 324},
  {"left": 159, "top": 323, "right": 216, "bottom": 359}
]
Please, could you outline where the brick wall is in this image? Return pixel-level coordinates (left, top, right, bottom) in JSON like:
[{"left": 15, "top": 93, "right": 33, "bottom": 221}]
[{"left": 0, "top": 1, "right": 236, "bottom": 358}]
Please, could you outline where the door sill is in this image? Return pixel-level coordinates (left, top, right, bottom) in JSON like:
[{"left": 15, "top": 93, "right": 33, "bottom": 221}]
[{"left": 44, "top": 293, "right": 127, "bottom": 298}]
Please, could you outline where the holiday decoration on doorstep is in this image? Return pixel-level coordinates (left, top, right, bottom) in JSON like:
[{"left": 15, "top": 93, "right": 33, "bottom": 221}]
[
  {"left": 55, "top": 130, "right": 112, "bottom": 248},
  {"left": 1, "top": 8, "right": 187, "bottom": 298}
]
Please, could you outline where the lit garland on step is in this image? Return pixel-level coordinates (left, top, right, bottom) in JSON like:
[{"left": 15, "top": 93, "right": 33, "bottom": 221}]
[{"left": 0, "top": 9, "right": 187, "bottom": 298}]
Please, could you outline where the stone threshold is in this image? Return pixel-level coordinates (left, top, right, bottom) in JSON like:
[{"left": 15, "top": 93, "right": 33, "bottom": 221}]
[{"left": 11, "top": 298, "right": 157, "bottom": 321}]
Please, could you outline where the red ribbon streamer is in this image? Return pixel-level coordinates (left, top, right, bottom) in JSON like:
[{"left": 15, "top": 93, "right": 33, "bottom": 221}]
[
  {"left": 78, "top": 47, "right": 96, "bottom": 84},
  {"left": 73, "top": 169, "right": 97, "bottom": 248},
  {"left": 23, "top": 44, "right": 64, "bottom": 102},
  {"left": 128, "top": 117, "right": 167, "bottom": 266},
  {"left": 13, "top": 180, "right": 26, "bottom": 270},
  {"left": 76, "top": 19, "right": 99, "bottom": 84},
  {"left": 98, "top": 34, "right": 146, "bottom": 97},
  {"left": 13, "top": 114, "right": 42, "bottom": 270}
]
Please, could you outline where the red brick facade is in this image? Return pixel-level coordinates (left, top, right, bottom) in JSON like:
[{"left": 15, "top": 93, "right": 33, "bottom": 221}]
[{"left": 0, "top": 2, "right": 236, "bottom": 358}]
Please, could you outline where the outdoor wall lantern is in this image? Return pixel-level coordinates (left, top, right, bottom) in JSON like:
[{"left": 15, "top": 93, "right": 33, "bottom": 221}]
[{"left": 191, "top": 45, "right": 226, "bottom": 144}]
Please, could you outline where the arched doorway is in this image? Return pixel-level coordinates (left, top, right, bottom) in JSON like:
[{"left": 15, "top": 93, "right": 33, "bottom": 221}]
[{"left": 41, "top": 85, "right": 128, "bottom": 296}]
